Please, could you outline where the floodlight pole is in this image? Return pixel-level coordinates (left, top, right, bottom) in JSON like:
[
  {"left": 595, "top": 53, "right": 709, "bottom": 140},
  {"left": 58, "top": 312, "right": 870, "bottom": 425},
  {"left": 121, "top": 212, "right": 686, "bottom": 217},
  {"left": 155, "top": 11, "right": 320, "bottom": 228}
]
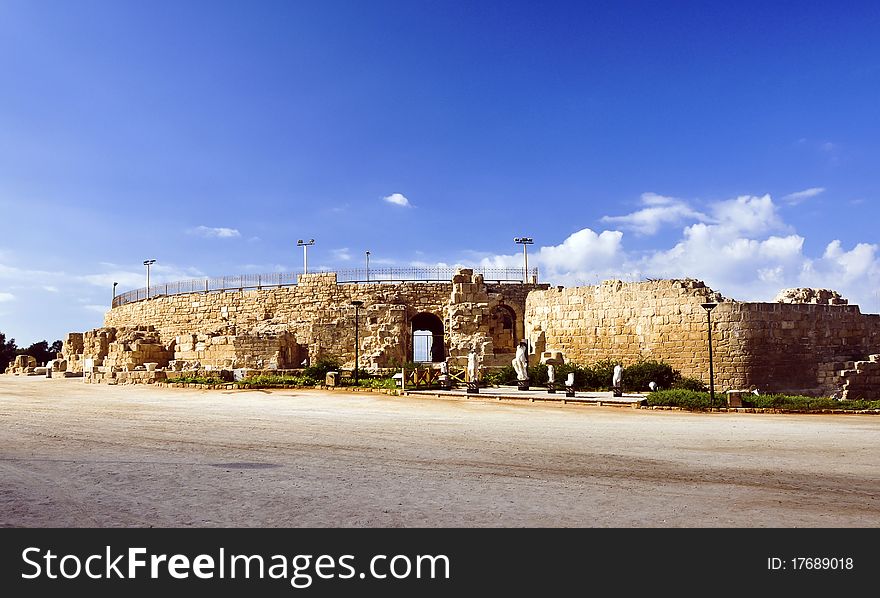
[
  {"left": 365, "top": 250, "right": 371, "bottom": 282},
  {"left": 143, "top": 259, "right": 156, "bottom": 299},
  {"left": 514, "top": 237, "right": 534, "bottom": 283},
  {"left": 297, "top": 239, "right": 315, "bottom": 275}
]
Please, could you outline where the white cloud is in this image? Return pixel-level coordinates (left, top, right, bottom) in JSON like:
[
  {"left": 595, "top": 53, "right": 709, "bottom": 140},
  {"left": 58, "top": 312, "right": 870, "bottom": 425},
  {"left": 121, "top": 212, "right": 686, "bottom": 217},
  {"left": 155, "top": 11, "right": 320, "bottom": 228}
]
[
  {"left": 0, "top": 292, "right": 14, "bottom": 302},
  {"left": 189, "top": 226, "right": 241, "bottom": 238},
  {"left": 43, "top": 285, "right": 59, "bottom": 293},
  {"left": 81, "top": 263, "right": 206, "bottom": 290},
  {"left": 782, "top": 187, "right": 825, "bottom": 205},
  {"left": 814, "top": 240, "right": 879, "bottom": 282},
  {"left": 332, "top": 248, "right": 352, "bottom": 261},
  {"left": 601, "top": 192, "right": 706, "bottom": 235},
  {"left": 383, "top": 193, "right": 411, "bottom": 207},
  {"left": 239, "top": 263, "right": 288, "bottom": 273},
  {"left": 478, "top": 228, "right": 626, "bottom": 286},
  {"left": 473, "top": 192, "right": 880, "bottom": 309},
  {"left": 83, "top": 304, "right": 109, "bottom": 314},
  {"left": 707, "top": 194, "right": 786, "bottom": 236}
]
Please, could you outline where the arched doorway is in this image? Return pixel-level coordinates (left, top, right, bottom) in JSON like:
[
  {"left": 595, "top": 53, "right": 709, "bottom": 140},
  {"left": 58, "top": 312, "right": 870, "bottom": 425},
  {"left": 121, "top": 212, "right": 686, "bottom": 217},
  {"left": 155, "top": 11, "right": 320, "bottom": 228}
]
[
  {"left": 411, "top": 312, "right": 445, "bottom": 363},
  {"left": 489, "top": 304, "right": 517, "bottom": 354}
]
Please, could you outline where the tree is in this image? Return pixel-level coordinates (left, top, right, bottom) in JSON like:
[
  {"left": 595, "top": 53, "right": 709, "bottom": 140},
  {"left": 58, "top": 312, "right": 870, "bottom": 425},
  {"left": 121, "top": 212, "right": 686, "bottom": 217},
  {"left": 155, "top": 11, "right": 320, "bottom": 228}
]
[
  {"left": 0, "top": 332, "right": 17, "bottom": 371},
  {"left": 14, "top": 339, "right": 63, "bottom": 366}
]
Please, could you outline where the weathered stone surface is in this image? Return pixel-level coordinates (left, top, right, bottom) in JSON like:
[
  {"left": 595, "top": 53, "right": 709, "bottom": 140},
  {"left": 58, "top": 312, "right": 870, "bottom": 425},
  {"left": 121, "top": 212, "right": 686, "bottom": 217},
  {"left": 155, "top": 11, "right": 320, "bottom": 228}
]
[
  {"left": 774, "top": 288, "right": 848, "bottom": 305},
  {"left": 58, "top": 272, "right": 880, "bottom": 397},
  {"left": 91, "top": 271, "right": 542, "bottom": 372},
  {"left": 525, "top": 279, "right": 880, "bottom": 396}
]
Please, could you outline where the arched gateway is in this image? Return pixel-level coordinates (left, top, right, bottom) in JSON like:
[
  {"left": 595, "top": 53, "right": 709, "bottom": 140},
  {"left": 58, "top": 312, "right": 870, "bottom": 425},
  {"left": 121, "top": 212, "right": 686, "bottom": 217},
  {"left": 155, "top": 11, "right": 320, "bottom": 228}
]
[{"left": 411, "top": 312, "right": 445, "bottom": 363}]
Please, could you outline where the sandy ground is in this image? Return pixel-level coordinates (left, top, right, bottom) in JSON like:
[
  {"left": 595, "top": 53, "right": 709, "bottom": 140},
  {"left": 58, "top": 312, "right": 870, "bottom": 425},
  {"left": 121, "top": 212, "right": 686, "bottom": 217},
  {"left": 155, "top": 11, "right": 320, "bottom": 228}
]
[{"left": 0, "top": 375, "right": 878, "bottom": 528}]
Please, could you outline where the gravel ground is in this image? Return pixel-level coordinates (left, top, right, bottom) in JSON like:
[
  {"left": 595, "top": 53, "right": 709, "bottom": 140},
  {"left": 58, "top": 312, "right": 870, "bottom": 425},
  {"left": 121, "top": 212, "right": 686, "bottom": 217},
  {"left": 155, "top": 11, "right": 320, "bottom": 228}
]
[{"left": 1, "top": 375, "right": 878, "bottom": 528}]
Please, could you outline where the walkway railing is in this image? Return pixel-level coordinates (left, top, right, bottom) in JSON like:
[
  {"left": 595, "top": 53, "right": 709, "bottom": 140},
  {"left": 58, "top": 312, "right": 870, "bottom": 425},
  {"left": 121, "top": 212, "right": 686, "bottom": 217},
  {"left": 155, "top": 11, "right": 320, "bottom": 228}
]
[{"left": 111, "top": 266, "right": 539, "bottom": 308}]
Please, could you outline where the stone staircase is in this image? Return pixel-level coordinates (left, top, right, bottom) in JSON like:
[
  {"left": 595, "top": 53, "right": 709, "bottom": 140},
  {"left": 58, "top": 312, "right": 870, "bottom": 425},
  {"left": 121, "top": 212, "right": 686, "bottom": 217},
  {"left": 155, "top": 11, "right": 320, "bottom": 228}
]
[{"left": 838, "top": 355, "right": 880, "bottom": 400}]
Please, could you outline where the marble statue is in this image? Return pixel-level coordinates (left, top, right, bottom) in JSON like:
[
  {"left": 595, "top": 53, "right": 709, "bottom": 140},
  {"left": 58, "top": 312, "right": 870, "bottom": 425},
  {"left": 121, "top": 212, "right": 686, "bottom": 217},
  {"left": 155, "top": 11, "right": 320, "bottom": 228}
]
[
  {"left": 512, "top": 341, "right": 529, "bottom": 381},
  {"left": 467, "top": 349, "right": 479, "bottom": 382},
  {"left": 612, "top": 364, "right": 623, "bottom": 396}
]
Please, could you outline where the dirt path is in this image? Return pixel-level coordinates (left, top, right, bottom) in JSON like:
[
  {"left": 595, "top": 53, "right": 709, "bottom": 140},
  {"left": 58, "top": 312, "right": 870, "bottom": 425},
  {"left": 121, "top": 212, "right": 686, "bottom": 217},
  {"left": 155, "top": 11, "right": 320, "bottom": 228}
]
[{"left": 1, "top": 376, "right": 878, "bottom": 527}]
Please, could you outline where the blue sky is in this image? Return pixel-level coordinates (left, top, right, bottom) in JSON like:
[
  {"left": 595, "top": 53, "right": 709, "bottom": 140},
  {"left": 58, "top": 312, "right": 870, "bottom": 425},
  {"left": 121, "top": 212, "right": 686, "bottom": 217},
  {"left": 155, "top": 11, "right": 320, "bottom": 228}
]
[{"left": 1, "top": 0, "right": 879, "bottom": 344}]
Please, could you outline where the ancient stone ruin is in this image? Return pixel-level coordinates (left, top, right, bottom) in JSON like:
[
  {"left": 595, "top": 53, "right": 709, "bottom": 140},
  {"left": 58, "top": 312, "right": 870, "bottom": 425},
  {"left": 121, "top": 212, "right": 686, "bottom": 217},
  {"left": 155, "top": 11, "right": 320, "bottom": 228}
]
[
  {"left": 13, "top": 268, "right": 878, "bottom": 400},
  {"left": 774, "top": 287, "right": 848, "bottom": 305}
]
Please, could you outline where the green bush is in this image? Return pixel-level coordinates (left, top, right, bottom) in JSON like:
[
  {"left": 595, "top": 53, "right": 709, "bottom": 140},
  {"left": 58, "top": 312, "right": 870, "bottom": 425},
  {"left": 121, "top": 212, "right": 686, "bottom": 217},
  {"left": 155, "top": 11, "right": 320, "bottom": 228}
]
[
  {"left": 302, "top": 357, "right": 341, "bottom": 380},
  {"left": 618, "top": 359, "right": 679, "bottom": 391},
  {"left": 482, "top": 365, "right": 517, "bottom": 386},
  {"left": 647, "top": 389, "right": 880, "bottom": 411},
  {"left": 671, "top": 376, "right": 707, "bottom": 392},
  {"left": 167, "top": 375, "right": 226, "bottom": 385},
  {"left": 355, "top": 377, "right": 398, "bottom": 389},
  {"left": 646, "top": 389, "right": 721, "bottom": 409},
  {"left": 236, "top": 374, "right": 317, "bottom": 388},
  {"left": 743, "top": 394, "right": 880, "bottom": 411}
]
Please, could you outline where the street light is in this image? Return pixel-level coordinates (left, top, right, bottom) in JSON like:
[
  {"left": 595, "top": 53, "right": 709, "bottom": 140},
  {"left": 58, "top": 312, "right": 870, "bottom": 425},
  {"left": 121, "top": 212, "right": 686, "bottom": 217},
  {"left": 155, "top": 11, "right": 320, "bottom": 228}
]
[
  {"left": 143, "top": 259, "right": 156, "bottom": 299},
  {"left": 351, "top": 300, "right": 364, "bottom": 384},
  {"left": 514, "top": 237, "right": 534, "bottom": 283},
  {"left": 365, "top": 251, "right": 371, "bottom": 282},
  {"left": 701, "top": 302, "right": 717, "bottom": 404},
  {"left": 112, "top": 282, "right": 118, "bottom": 306},
  {"left": 297, "top": 239, "right": 315, "bottom": 275}
]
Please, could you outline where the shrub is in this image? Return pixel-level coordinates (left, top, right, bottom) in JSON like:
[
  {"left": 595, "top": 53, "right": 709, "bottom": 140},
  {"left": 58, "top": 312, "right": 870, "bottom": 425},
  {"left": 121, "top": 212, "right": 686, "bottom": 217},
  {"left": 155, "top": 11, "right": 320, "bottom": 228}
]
[
  {"left": 167, "top": 375, "right": 226, "bottom": 385},
  {"left": 527, "top": 363, "right": 549, "bottom": 385},
  {"left": 302, "top": 357, "right": 341, "bottom": 381},
  {"left": 646, "top": 389, "right": 720, "bottom": 409},
  {"left": 356, "top": 377, "right": 398, "bottom": 389},
  {"left": 647, "top": 390, "right": 880, "bottom": 411},
  {"left": 483, "top": 366, "right": 517, "bottom": 386},
  {"left": 671, "top": 376, "right": 707, "bottom": 392},
  {"left": 743, "top": 394, "right": 880, "bottom": 411},
  {"left": 619, "top": 359, "right": 679, "bottom": 391},
  {"left": 236, "top": 374, "right": 317, "bottom": 388}
]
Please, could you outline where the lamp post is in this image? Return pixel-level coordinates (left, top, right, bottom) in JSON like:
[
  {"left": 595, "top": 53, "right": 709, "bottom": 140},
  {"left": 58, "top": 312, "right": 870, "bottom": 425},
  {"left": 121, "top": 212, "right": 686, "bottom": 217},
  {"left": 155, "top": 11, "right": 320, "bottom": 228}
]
[
  {"left": 701, "top": 302, "right": 717, "bottom": 403},
  {"left": 297, "top": 239, "right": 315, "bottom": 275},
  {"left": 365, "top": 250, "right": 371, "bottom": 282},
  {"left": 351, "top": 300, "right": 364, "bottom": 384},
  {"left": 514, "top": 237, "right": 533, "bottom": 283},
  {"left": 112, "top": 282, "right": 118, "bottom": 306},
  {"left": 143, "top": 259, "right": 156, "bottom": 299}
]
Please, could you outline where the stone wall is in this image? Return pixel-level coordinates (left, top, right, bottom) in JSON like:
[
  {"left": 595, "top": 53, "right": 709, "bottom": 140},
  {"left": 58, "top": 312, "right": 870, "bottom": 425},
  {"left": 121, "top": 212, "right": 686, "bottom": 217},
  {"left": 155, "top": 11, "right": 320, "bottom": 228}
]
[
  {"left": 525, "top": 279, "right": 880, "bottom": 395},
  {"left": 63, "top": 272, "right": 880, "bottom": 396},
  {"left": 92, "top": 271, "right": 544, "bottom": 371}
]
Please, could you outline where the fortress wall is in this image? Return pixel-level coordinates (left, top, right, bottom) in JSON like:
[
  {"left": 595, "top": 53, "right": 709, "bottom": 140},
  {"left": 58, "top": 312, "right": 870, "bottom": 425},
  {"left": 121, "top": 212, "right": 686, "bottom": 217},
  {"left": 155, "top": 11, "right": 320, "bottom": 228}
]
[
  {"left": 88, "top": 273, "right": 880, "bottom": 394},
  {"left": 726, "top": 302, "right": 880, "bottom": 393},
  {"left": 101, "top": 272, "right": 543, "bottom": 370},
  {"left": 526, "top": 280, "right": 880, "bottom": 394}
]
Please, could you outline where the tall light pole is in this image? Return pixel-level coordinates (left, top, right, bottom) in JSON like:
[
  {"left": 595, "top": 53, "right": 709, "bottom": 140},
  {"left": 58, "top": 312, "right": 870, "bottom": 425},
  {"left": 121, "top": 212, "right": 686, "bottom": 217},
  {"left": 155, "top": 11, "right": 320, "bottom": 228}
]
[
  {"left": 365, "top": 250, "right": 371, "bottom": 282},
  {"left": 297, "top": 239, "right": 315, "bottom": 275},
  {"left": 351, "top": 300, "right": 364, "bottom": 384},
  {"left": 112, "top": 281, "right": 118, "bottom": 306},
  {"left": 143, "top": 259, "right": 156, "bottom": 299},
  {"left": 514, "top": 237, "right": 533, "bottom": 283},
  {"left": 701, "top": 302, "right": 717, "bottom": 404}
]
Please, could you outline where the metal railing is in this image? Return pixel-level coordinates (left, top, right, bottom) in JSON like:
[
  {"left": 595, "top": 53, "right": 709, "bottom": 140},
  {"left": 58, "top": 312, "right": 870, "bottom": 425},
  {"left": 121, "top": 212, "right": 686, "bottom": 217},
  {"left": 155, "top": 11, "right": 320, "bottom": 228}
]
[{"left": 111, "top": 267, "right": 538, "bottom": 308}]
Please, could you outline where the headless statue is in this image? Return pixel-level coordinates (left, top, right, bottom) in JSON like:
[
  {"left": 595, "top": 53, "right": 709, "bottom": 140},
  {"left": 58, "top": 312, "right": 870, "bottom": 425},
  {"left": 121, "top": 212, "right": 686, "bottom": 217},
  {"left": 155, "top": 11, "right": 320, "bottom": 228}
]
[{"left": 512, "top": 341, "right": 529, "bottom": 381}]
